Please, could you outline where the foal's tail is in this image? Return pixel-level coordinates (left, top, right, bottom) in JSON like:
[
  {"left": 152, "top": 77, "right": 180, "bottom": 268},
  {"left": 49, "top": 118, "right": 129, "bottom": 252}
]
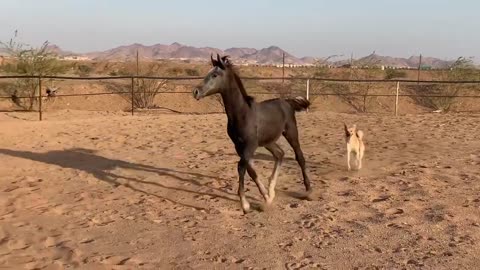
[{"left": 285, "top": 96, "right": 310, "bottom": 112}]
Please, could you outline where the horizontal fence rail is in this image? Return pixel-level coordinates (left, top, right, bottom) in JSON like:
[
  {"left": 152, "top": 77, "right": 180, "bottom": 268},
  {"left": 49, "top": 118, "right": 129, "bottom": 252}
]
[
  {"left": 0, "top": 74, "right": 479, "bottom": 120},
  {"left": 1, "top": 75, "right": 480, "bottom": 84}
]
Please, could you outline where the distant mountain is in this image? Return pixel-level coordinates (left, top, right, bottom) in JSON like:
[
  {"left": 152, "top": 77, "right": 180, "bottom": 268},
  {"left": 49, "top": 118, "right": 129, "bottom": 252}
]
[
  {"left": 1, "top": 41, "right": 462, "bottom": 68},
  {"left": 300, "top": 56, "right": 318, "bottom": 65},
  {"left": 353, "top": 53, "right": 453, "bottom": 69},
  {"left": 45, "top": 44, "right": 76, "bottom": 56},
  {"left": 86, "top": 42, "right": 222, "bottom": 61},
  {"left": 238, "top": 46, "right": 304, "bottom": 65},
  {"left": 0, "top": 48, "right": 7, "bottom": 56},
  {"left": 169, "top": 45, "right": 223, "bottom": 59},
  {"left": 85, "top": 43, "right": 179, "bottom": 61},
  {"left": 82, "top": 43, "right": 308, "bottom": 65},
  {"left": 406, "top": 56, "right": 453, "bottom": 69},
  {"left": 224, "top": 47, "right": 258, "bottom": 58},
  {"left": 1, "top": 44, "right": 76, "bottom": 57}
]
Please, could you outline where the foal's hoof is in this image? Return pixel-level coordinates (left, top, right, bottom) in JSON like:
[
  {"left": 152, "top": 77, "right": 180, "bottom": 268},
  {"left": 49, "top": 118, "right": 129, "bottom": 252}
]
[
  {"left": 266, "top": 196, "right": 275, "bottom": 205},
  {"left": 303, "top": 189, "right": 313, "bottom": 201},
  {"left": 241, "top": 202, "right": 251, "bottom": 214}
]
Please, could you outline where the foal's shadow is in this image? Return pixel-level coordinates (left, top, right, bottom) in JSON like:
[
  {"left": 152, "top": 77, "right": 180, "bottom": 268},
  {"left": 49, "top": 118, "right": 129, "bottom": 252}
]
[
  {"left": 201, "top": 149, "right": 325, "bottom": 167},
  {"left": 0, "top": 147, "right": 245, "bottom": 211}
]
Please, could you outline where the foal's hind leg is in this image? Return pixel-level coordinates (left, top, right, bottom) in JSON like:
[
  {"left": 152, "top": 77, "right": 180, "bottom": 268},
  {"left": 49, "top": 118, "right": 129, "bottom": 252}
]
[
  {"left": 264, "top": 143, "right": 284, "bottom": 204},
  {"left": 246, "top": 160, "right": 269, "bottom": 202},
  {"left": 283, "top": 121, "right": 312, "bottom": 194}
]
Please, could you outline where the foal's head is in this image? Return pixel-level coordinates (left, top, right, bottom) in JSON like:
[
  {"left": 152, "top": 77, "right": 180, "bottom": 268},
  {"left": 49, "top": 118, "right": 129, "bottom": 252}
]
[{"left": 193, "top": 54, "right": 233, "bottom": 100}]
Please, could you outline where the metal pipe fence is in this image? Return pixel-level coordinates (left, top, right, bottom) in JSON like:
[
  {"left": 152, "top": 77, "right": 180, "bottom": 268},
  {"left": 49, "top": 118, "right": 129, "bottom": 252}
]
[{"left": 1, "top": 75, "right": 479, "bottom": 120}]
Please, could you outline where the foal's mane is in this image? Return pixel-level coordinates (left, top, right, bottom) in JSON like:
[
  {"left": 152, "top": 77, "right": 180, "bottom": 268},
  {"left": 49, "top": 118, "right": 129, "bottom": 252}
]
[{"left": 226, "top": 64, "right": 254, "bottom": 106}]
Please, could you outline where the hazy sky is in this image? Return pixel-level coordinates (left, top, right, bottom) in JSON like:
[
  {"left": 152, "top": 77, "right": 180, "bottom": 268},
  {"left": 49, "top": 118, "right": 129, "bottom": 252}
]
[{"left": 0, "top": 0, "right": 478, "bottom": 60}]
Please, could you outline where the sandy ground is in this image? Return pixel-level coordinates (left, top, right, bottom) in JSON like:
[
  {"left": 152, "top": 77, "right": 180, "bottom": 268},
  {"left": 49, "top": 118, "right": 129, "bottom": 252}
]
[{"left": 0, "top": 111, "right": 479, "bottom": 269}]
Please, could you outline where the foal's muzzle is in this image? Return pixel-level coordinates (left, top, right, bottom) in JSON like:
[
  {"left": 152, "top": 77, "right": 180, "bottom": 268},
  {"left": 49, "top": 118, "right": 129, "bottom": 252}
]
[{"left": 193, "top": 87, "right": 204, "bottom": 100}]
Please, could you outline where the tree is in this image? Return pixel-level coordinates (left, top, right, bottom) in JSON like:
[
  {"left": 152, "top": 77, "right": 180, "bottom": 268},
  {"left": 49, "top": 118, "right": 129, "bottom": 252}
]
[
  {"left": 331, "top": 56, "right": 382, "bottom": 112},
  {"left": 407, "top": 56, "right": 479, "bottom": 112},
  {"left": 0, "top": 31, "right": 65, "bottom": 110},
  {"left": 308, "top": 55, "right": 343, "bottom": 104},
  {"left": 105, "top": 62, "right": 168, "bottom": 109}
]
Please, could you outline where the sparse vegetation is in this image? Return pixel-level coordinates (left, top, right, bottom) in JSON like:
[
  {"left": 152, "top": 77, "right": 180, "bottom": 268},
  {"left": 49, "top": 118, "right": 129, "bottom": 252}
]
[
  {"left": 106, "top": 63, "right": 168, "bottom": 109},
  {"left": 132, "top": 77, "right": 168, "bottom": 109},
  {"left": 0, "top": 46, "right": 479, "bottom": 114},
  {"left": 384, "top": 69, "right": 407, "bottom": 80},
  {"left": 76, "top": 64, "right": 93, "bottom": 77},
  {"left": 323, "top": 57, "right": 383, "bottom": 113},
  {"left": 0, "top": 31, "right": 66, "bottom": 110},
  {"left": 166, "top": 67, "right": 183, "bottom": 76},
  {"left": 407, "top": 57, "right": 478, "bottom": 112},
  {"left": 184, "top": 68, "right": 200, "bottom": 76}
]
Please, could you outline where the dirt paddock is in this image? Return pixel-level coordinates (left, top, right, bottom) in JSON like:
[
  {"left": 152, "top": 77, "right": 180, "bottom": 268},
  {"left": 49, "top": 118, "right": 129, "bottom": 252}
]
[{"left": 0, "top": 111, "right": 479, "bottom": 269}]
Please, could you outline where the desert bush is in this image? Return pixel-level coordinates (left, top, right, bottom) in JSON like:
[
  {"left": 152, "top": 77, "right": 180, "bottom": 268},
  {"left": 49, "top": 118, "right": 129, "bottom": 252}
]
[
  {"left": 166, "top": 67, "right": 182, "bottom": 76},
  {"left": 132, "top": 78, "right": 167, "bottom": 109},
  {"left": 406, "top": 84, "right": 454, "bottom": 111},
  {"left": 107, "top": 78, "right": 168, "bottom": 109},
  {"left": 407, "top": 57, "right": 478, "bottom": 112},
  {"left": 313, "top": 66, "right": 330, "bottom": 78},
  {"left": 385, "top": 69, "right": 407, "bottom": 80},
  {"left": 106, "top": 64, "right": 167, "bottom": 109},
  {"left": 76, "top": 64, "right": 93, "bottom": 76},
  {"left": 0, "top": 31, "right": 66, "bottom": 110},
  {"left": 185, "top": 68, "right": 199, "bottom": 76}
]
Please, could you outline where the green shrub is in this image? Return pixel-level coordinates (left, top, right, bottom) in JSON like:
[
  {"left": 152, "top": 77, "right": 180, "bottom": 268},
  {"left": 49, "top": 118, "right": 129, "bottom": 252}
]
[
  {"left": 185, "top": 68, "right": 199, "bottom": 76},
  {"left": 385, "top": 69, "right": 407, "bottom": 80}
]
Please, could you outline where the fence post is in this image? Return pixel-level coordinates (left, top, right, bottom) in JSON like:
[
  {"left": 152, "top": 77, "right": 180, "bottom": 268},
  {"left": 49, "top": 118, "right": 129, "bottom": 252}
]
[
  {"left": 395, "top": 81, "right": 400, "bottom": 116},
  {"left": 131, "top": 77, "right": 135, "bottom": 116},
  {"left": 38, "top": 76, "right": 42, "bottom": 121},
  {"left": 306, "top": 79, "right": 310, "bottom": 113}
]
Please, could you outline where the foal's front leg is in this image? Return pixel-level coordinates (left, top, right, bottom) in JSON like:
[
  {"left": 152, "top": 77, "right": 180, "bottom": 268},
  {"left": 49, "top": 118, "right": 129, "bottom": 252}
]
[{"left": 237, "top": 158, "right": 250, "bottom": 213}]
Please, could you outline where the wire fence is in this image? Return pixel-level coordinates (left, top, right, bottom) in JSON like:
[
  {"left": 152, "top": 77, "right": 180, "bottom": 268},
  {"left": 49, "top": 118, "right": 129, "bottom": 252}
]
[{"left": 1, "top": 75, "right": 480, "bottom": 120}]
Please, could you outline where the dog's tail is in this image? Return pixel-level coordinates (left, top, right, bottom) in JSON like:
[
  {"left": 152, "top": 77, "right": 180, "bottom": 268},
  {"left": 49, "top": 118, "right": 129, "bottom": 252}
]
[
  {"left": 286, "top": 96, "right": 310, "bottom": 112},
  {"left": 356, "top": 130, "right": 364, "bottom": 140}
]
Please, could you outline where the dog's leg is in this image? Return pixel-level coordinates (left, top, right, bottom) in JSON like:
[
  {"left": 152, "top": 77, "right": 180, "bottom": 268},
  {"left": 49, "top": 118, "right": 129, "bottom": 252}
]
[
  {"left": 356, "top": 152, "right": 361, "bottom": 170},
  {"left": 347, "top": 145, "right": 351, "bottom": 171},
  {"left": 358, "top": 146, "right": 364, "bottom": 170}
]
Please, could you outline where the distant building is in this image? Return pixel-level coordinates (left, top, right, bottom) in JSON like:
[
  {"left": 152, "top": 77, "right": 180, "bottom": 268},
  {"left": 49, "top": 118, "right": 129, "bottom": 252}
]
[{"left": 58, "top": 55, "right": 90, "bottom": 61}]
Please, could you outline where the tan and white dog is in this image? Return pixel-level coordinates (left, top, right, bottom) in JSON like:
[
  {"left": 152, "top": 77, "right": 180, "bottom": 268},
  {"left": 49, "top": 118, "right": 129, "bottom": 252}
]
[{"left": 344, "top": 123, "right": 365, "bottom": 170}]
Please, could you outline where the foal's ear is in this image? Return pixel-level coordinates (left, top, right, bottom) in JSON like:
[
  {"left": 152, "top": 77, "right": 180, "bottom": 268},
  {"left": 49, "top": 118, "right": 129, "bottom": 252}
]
[
  {"left": 211, "top": 54, "right": 220, "bottom": 67},
  {"left": 221, "top": 55, "right": 231, "bottom": 67},
  {"left": 216, "top": 53, "right": 226, "bottom": 70}
]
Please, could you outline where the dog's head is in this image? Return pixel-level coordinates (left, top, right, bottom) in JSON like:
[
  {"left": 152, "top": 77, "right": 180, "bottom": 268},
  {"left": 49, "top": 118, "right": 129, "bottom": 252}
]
[
  {"left": 46, "top": 87, "right": 59, "bottom": 97},
  {"left": 344, "top": 123, "right": 357, "bottom": 139}
]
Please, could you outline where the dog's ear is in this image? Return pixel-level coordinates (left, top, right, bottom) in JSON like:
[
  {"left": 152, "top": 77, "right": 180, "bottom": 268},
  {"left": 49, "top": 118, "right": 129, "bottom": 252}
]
[{"left": 344, "top": 123, "right": 349, "bottom": 136}]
